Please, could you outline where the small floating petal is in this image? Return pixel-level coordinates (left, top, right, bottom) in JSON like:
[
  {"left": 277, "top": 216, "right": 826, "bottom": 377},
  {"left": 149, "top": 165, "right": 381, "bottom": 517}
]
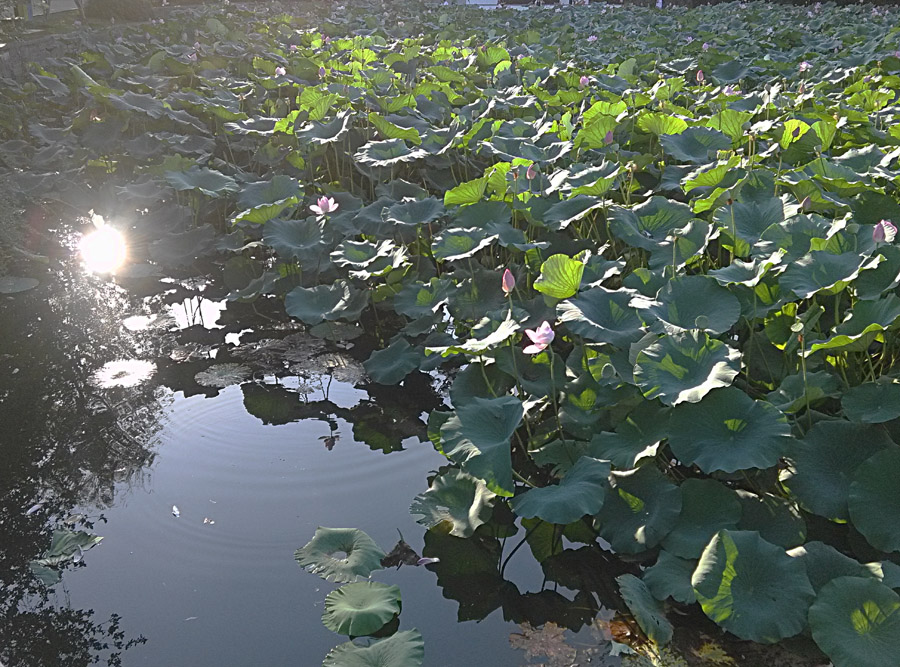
[{"left": 172, "top": 505, "right": 180, "bottom": 517}]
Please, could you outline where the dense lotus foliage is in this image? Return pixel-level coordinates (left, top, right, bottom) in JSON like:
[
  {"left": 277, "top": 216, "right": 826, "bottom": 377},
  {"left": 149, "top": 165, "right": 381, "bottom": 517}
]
[{"left": 5, "top": 0, "right": 900, "bottom": 664}]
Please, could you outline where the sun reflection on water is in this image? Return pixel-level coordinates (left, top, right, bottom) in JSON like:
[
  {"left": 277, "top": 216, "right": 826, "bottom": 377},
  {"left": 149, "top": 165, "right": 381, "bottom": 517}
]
[{"left": 80, "top": 225, "right": 127, "bottom": 274}]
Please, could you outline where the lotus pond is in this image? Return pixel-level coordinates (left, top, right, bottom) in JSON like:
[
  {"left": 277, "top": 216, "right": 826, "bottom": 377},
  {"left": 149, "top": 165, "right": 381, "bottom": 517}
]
[{"left": 3, "top": 0, "right": 900, "bottom": 665}]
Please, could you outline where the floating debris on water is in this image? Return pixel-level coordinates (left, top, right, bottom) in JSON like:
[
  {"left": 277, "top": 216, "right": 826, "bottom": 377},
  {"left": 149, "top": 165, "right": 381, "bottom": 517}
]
[{"left": 172, "top": 505, "right": 180, "bottom": 517}]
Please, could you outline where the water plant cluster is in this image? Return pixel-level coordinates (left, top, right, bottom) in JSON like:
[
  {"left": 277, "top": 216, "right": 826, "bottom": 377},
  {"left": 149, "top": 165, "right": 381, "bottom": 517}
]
[{"left": 4, "top": 0, "right": 900, "bottom": 664}]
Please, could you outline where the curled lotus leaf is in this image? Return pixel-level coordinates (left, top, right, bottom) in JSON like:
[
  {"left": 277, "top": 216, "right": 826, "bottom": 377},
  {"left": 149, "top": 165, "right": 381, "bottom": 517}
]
[
  {"left": 692, "top": 530, "right": 815, "bottom": 643},
  {"left": 322, "top": 582, "right": 401, "bottom": 636},
  {"left": 409, "top": 468, "right": 497, "bottom": 538},
  {"left": 608, "top": 196, "right": 695, "bottom": 251},
  {"left": 294, "top": 527, "right": 385, "bottom": 583},
  {"left": 323, "top": 629, "right": 424, "bottom": 667}
]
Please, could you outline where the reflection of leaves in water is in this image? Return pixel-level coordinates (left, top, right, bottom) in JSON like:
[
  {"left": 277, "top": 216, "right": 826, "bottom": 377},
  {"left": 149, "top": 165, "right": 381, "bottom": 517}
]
[
  {"left": 510, "top": 622, "right": 577, "bottom": 666},
  {"left": 193, "top": 363, "right": 251, "bottom": 388},
  {"left": 91, "top": 359, "right": 156, "bottom": 388}
]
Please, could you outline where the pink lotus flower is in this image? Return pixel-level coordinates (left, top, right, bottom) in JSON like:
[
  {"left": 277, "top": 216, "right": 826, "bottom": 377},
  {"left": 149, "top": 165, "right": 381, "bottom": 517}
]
[
  {"left": 587, "top": 35, "right": 598, "bottom": 43},
  {"left": 526, "top": 163, "right": 537, "bottom": 180},
  {"left": 188, "top": 52, "right": 197, "bottom": 62},
  {"left": 604, "top": 130, "right": 614, "bottom": 145},
  {"left": 696, "top": 69, "right": 704, "bottom": 83},
  {"left": 524, "top": 321, "right": 554, "bottom": 354},
  {"left": 799, "top": 61, "right": 811, "bottom": 72},
  {"left": 579, "top": 75, "right": 589, "bottom": 88},
  {"left": 702, "top": 42, "right": 710, "bottom": 51},
  {"left": 290, "top": 44, "right": 298, "bottom": 51},
  {"left": 502, "top": 268, "right": 515, "bottom": 295},
  {"left": 874, "top": 220, "right": 897, "bottom": 243},
  {"left": 275, "top": 66, "right": 286, "bottom": 76},
  {"left": 310, "top": 196, "right": 339, "bottom": 215}
]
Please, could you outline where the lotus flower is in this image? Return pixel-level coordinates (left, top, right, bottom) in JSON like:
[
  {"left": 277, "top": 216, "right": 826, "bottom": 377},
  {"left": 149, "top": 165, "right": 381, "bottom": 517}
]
[
  {"left": 874, "top": 220, "right": 897, "bottom": 244},
  {"left": 579, "top": 75, "right": 589, "bottom": 88},
  {"left": 604, "top": 130, "right": 614, "bottom": 145},
  {"left": 310, "top": 196, "right": 339, "bottom": 215},
  {"left": 188, "top": 52, "right": 198, "bottom": 62},
  {"left": 524, "top": 321, "right": 555, "bottom": 354},
  {"left": 526, "top": 163, "right": 537, "bottom": 180},
  {"left": 702, "top": 42, "right": 710, "bottom": 52},
  {"left": 799, "top": 61, "right": 811, "bottom": 72},
  {"left": 319, "top": 66, "right": 326, "bottom": 77},
  {"left": 587, "top": 35, "right": 598, "bottom": 43},
  {"left": 502, "top": 268, "right": 515, "bottom": 295},
  {"left": 275, "top": 66, "right": 286, "bottom": 76},
  {"left": 696, "top": 69, "right": 704, "bottom": 83},
  {"left": 290, "top": 44, "right": 298, "bottom": 51}
]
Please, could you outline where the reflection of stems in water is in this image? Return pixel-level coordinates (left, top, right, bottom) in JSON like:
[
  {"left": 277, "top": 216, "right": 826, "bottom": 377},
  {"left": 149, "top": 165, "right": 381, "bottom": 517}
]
[
  {"left": 500, "top": 518, "right": 543, "bottom": 578},
  {"left": 325, "top": 373, "right": 333, "bottom": 401}
]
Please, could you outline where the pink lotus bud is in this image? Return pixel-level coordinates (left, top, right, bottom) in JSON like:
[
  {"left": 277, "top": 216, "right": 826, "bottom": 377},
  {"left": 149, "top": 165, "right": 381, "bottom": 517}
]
[
  {"left": 604, "top": 130, "right": 614, "bottom": 145},
  {"left": 799, "top": 61, "right": 811, "bottom": 72},
  {"left": 501, "top": 268, "right": 515, "bottom": 296},
  {"left": 587, "top": 35, "right": 597, "bottom": 43},
  {"left": 579, "top": 75, "right": 589, "bottom": 88},
  {"left": 696, "top": 69, "right": 704, "bottom": 83},
  {"left": 319, "top": 66, "right": 326, "bottom": 77},
  {"left": 188, "top": 52, "right": 197, "bottom": 62},
  {"left": 526, "top": 163, "right": 537, "bottom": 180},
  {"left": 874, "top": 220, "right": 897, "bottom": 243},
  {"left": 275, "top": 66, "right": 286, "bottom": 76},
  {"left": 524, "top": 321, "right": 555, "bottom": 354},
  {"left": 290, "top": 44, "right": 298, "bottom": 51},
  {"left": 702, "top": 42, "right": 710, "bottom": 51}
]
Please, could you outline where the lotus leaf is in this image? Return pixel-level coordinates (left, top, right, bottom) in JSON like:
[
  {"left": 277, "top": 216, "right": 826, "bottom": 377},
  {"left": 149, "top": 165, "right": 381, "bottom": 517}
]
[
  {"left": 843, "top": 380, "right": 900, "bottom": 423},
  {"left": 617, "top": 574, "right": 673, "bottom": 646},
  {"left": 511, "top": 457, "right": 609, "bottom": 526},
  {"left": 294, "top": 527, "right": 385, "bottom": 583},
  {"left": 608, "top": 197, "right": 695, "bottom": 251},
  {"left": 848, "top": 448, "right": 900, "bottom": 553},
  {"left": 780, "top": 251, "right": 876, "bottom": 299},
  {"left": 662, "top": 479, "right": 742, "bottom": 559},
  {"left": 644, "top": 275, "right": 741, "bottom": 335},
  {"left": 323, "top": 629, "right": 424, "bottom": 667},
  {"left": 735, "top": 490, "right": 807, "bottom": 549},
  {"left": 409, "top": 468, "right": 496, "bottom": 538},
  {"left": 788, "top": 541, "right": 882, "bottom": 593},
  {"left": 557, "top": 286, "right": 644, "bottom": 348},
  {"left": 643, "top": 550, "right": 697, "bottom": 604},
  {"left": 322, "top": 582, "right": 401, "bottom": 636},
  {"left": 0, "top": 276, "right": 39, "bottom": 293},
  {"left": 692, "top": 530, "right": 815, "bottom": 643},
  {"left": 284, "top": 281, "right": 368, "bottom": 325},
  {"left": 165, "top": 166, "right": 238, "bottom": 197},
  {"left": 364, "top": 338, "right": 420, "bottom": 385}
]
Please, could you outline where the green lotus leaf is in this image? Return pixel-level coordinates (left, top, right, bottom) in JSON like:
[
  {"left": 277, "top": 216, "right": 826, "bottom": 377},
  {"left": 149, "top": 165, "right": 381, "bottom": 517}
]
[
  {"left": 533, "top": 254, "right": 585, "bottom": 300},
  {"left": 617, "top": 574, "right": 673, "bottom": 646},
  {"left": 322, "top": 582, "right": 401, "bottom": 636},
  {"left": 332, "top": 240, "right": 396, "bottom": 269},
  {"left": 426, "top": 312, "right": 519, "bottom": 358},
  {"left": 596, "top": 465, "right": 682, "bottom": 555},
  {"left": 779, "top": 251, "right": 876, "bottom": 299},
  {"left": 668, "top": 387, "right": 791, "bottom": 473},
  {"left": 354, "top": 138, "right": 427, "bottom": 167},
  {"left": 448, "top": 270, "right": 508, "bottom": 322},
  {"left": 557, "top": 286, "right": 644, "bottom": 348},
  {"left": 662, "top": 479, "right": 742, "bottom": 559},
  {"left": 634, "top": 331, "right": 741, "bottom": 406},
  {"left": 32, "top": 530, "right": 103, "bottom": 570},
  {"left": 609, "top": 196, "right": 695, "bottom": 251},
  {"left": 511, "top": 457, "right": 609, "bottom": 525},
  {"left": 558, "top": 161, "right": 621, "bottom": 196},
  {"left": 808, "top": 577, "right": 900, "bottom": 667},
  {"left": 766, "top": 371, "right": 841, "bottom": 414},
  {"left": 788, "top": 541, "right": 882, "bottom": 593},
  {"left": 263, "top": 218, "right": 323, "bottom": 262},
  {"left": 165, "top": 166, "right": 238, "bottom": 197},
  {"left": 711, "top": 60, "right": 753, "bottom": 84},
  {"left": 386, "top": 197, "right": 445, "bottom": 226},
  {"left": 880, "top": 561, "right": 900, "bottom": 590},
  {"left": 0, "top": 276, "right": 39, "bottom": 294},
  {"left": 295, "top": 527, "right": 385, "bottom": 583},
  {"left": 647, "top": 220, "right": 714, "bottom": 272},
  {"left": 659, "top": 127, "right": 731, "bottom": 164},
  {"left": 637, "top": 112, "right": 688, "bottom": 136},
  {"left": 409, "top": 468, "right": 497, "bottom": 538},
  {"left": 439, "top": 395, "right": 523, "bottom": 497},
  {"left": 294, "top": 110, "right": 351, "bottom": 145},
  {"left": 394, "top": 278, "right": 455, "bottom": 319},
  {"left": 735, "top": 490, "right": 807, "bottom": 549},
  {"left": 780, "top": 421, "right": 893, "bottom": 521},
  {"left": 284, "top": 280, "right": 368, "bottom": 325},
  {"left": 692, "top": 530, "right": 815, "bottom": 643},
  {"left": 644, "top": 275, "right": 741, "bottom": 335},
  {"left": 443, "top": 176, "right": 488, "bottom": 207},
  {"left": 233, "top": 199, "right": 298, "bottom": 225},
  {"left": 238, "top": 175, "right": 302, "bottom": 209},
  {"left": 364, "top": 338, "right": 421, "bottom": 385},
  {"left": 808, "top": 295, "right": 900, "bottom": 355},
  {"left": 759, "top": 214, "right": 831, "bottom": 262},
  {"left": 539, "top": 195, "right": 603, "bottom": 232},
  {"left": 368, "top": 112, "right": 422, "bottom": 145},
  {"left": 587, "top": 400, "right": 668, "bottom": 469},
  {"left": 843, "top": 380, "right": 900, "bottom": 423},
  {"left": 323, "top": 629, "right": 424, "bottom": 667},
  {"left": 849, "top": 448, "right": 900, "bottom": 553},
  {"left": 712, "top": 198, "right": 791, "bottom": 256},
  {"left": 432, "top": 227, "right": 496, "bottom": 262},
  {"left": 855, "top": 245, "right": 900, "bottom": 300},
  {"left": 643, "top": 550, "right": 697, "bottom": 604}
]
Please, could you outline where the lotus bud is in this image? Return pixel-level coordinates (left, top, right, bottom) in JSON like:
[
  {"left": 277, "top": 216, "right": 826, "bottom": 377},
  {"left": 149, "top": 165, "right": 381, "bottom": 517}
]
[
  {"left": 526, "top": 163, "right": 537, "bottom": 180},
  {"left": 319, "top": 66, "right": 326, "bottom": 77},
  {"left": 604, "top": 130, "right": 614, "bottom": 145},
  {"left": 696, "top": 69, "right": 704, "bottom": 83},
  {"left": 801, "top": 196, "right": 812, "bottom": 211},
  {"left": 874, "top": 220, "right": 897, "bottom": 243},
  {"left": 502, "top": 268, "right": 515, "bottom": 296},
  {"left": 579, "top": 75, "right": 589, "bottom": 88},
  {"left": 587, "top": 35, "right": 597, "bottom": 43},
  {"left": 275, "top": 66, "right": 286, "bottom": 76}
]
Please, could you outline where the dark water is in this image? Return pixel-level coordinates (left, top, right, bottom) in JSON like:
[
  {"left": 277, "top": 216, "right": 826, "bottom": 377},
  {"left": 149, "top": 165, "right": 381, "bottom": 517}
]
[{"left": 0, "top": 249, "right": 574, "bottom": 666}]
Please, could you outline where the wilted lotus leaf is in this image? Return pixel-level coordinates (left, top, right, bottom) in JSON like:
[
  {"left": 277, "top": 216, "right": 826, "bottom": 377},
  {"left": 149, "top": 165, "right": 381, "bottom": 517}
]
[{"left": 294, "top": 527, "right": 385, "bottom": 583}]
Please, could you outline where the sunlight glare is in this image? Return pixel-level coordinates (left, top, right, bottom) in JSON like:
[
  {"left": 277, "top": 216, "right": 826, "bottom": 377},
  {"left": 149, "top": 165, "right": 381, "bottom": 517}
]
[{"left": 80, "top": 225, "right": 127, "bottom": 274}]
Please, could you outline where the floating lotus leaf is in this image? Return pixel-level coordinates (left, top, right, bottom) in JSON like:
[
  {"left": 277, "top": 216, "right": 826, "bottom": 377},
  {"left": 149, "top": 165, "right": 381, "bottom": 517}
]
[
  {"left": 660, "top": 127, "right": 732, "bottom": 164},
  {"left": 780, "top": 421, "right": 893, "bottom": 521},
  {"left": 0, "top": 276, "right": 39, "bottom": 293},
  {"left": 788, "top": 541, "right": 882, "bottom": 593},
  {"left": 617, "top": 574, "right": 673, "bottom": 646},
  {"left": 194, "top": 363, "right": 251, "bottom": 388},
  {"left": 323, "top": 629, "right": 424, "bottom": 667},
  {"left": 849, "top": 448, "right": 900, "bottom": 553},
  {"left": 32, "top": 529, "right": 103, "bottom": 570},
  {"left": 692, "top": 530, "right": 815, "bottom": 643},
  {"left": 284, "top": 280, "right": 368, "bottom": 325},
  {"left": 511, "top": 457, "right": 609, "bottom": 526},
  {"left": 439, "top": 395, "right": 523, "bottom": 497},
  {"left": 596, "top": 465, "right": 682, "bottom": 555},
  {"left": 364, "top": 338, "right": 420, "bottom": 385},
  {"left": 808, "top": 577, "right": 900, "bottom": 667},
  {"left": 294, "top": 527, "right": 385, "bottom": 583},
  {"left": 354, "top": 138, "right": 427, "bottom": 167},
  {"left": 643, "top": 550, "right": 697, "bottom": 604},
  {"left": 608, "top": 196, "right": 695, "bottom": 251},
  {"left": 735, "top": 490, "right": 807, "bottom": 549},
  {"left": 668, "top": 387, "right": 791, "bottom": 473},
  {"left": 165, "top": 166, "right": 238, "bottom": 197},
  {"left": 432, "top": 227, "right": 496, "bottom": 262},
  {"left": 557, "top": 286, "right": 644, "bottom": 348},
  {"left": 533, "top": 254, "right": 585, "bottom": 300},
  {"left": 843, "top": 380, "right": 900, "bottom": 423},
  {"left": 644, "top": 275, "right": 741, "bottom": 335},
  {"left": 634, "top": 331, "right": 741, "bottom": 406},
  {"left": 322, "top": 582, "right": 401, "bottom": 636},
  {"left": 662, "top": 479, "right": 742, "bottom": 558},
  {"left": 779, "top": 251, "right": 875, "bottom": 299},
  {"left": 409, "top": 468, "right": 497, "bottom": 538}
]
